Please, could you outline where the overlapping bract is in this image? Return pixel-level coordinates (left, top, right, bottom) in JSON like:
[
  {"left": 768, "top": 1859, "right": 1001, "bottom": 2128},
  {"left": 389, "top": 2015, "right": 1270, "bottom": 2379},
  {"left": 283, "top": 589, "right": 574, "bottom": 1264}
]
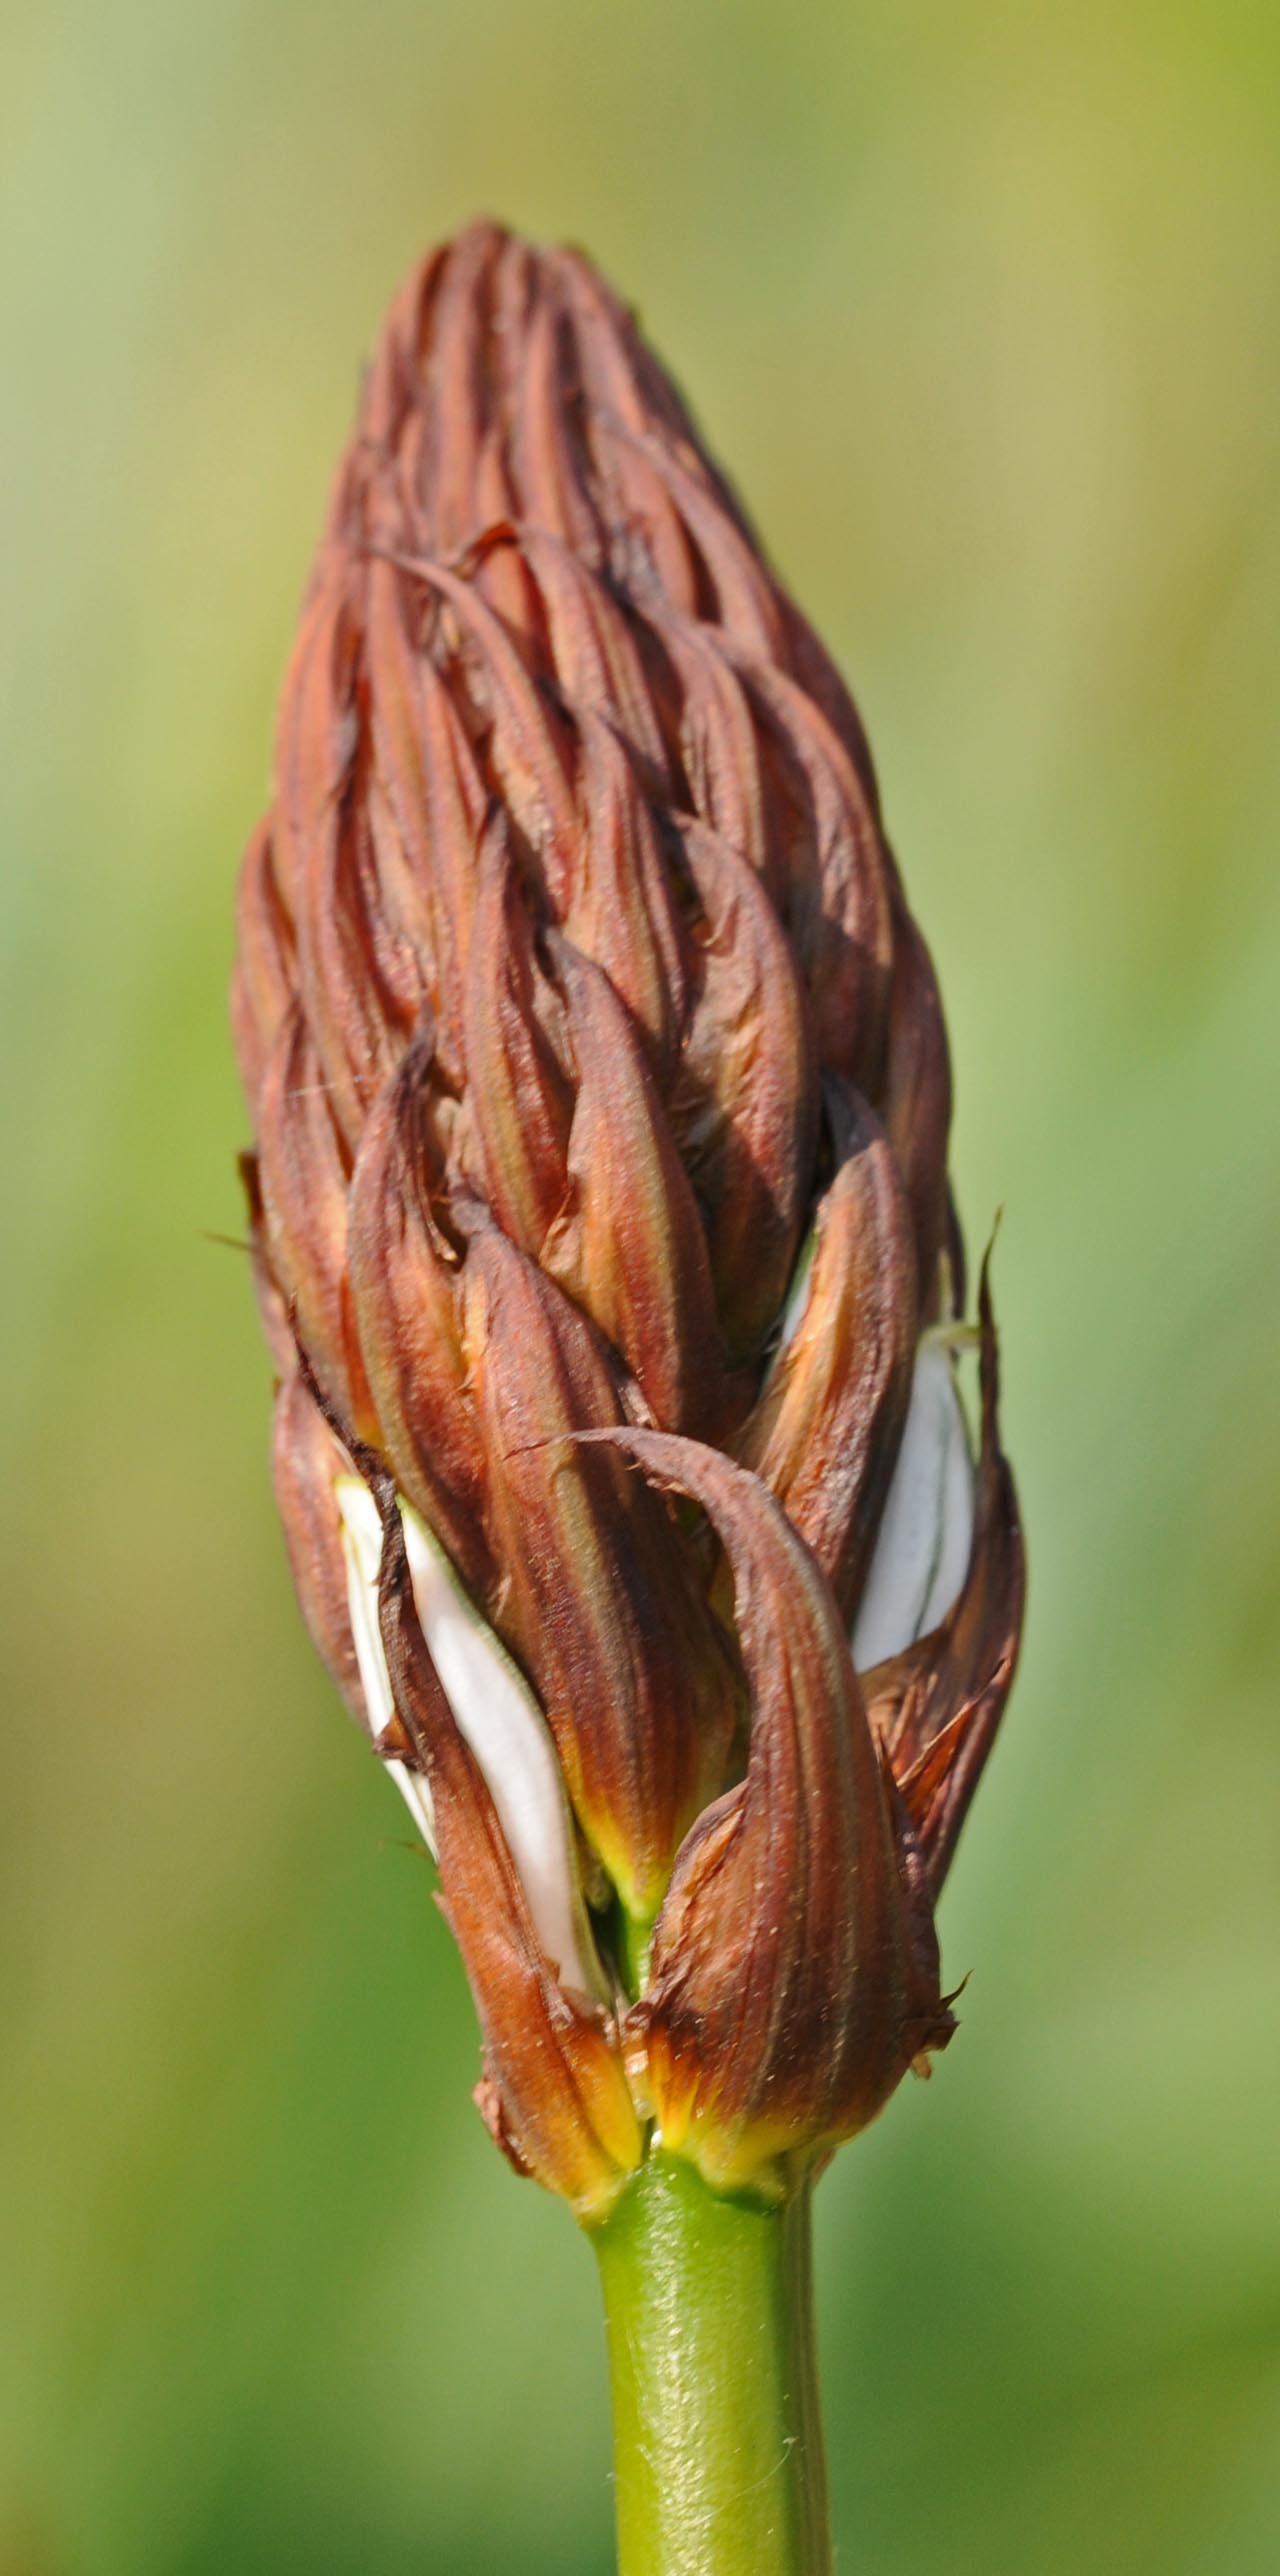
[{"left": 232, "top": 222, "right": 1024, "bottom": 2216}]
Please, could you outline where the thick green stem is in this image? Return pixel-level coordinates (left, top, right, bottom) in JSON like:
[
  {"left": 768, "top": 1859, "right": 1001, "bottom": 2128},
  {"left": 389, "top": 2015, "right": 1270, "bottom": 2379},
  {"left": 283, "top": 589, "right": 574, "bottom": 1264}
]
[{"left": 590, "top": 2153, "right": 832, "bottom": 2576}]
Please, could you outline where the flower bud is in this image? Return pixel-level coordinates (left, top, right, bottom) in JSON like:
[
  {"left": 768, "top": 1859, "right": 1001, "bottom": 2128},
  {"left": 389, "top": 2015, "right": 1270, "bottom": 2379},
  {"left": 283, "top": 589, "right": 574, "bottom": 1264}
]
[{"left": 233, "top": 221, "right": 1024, "bottom": 2215}]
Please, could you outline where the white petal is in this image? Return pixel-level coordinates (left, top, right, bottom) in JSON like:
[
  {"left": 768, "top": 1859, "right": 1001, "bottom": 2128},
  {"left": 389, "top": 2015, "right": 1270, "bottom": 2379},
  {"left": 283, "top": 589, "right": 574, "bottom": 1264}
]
[
  {"left": 776, "top": 1223, "right": 818, "bottom": 1355},
  {"left": 400, "top": 1503, "right": 603, "bottom": 1999},
  {"left": 336, "top": 1476, "right": 397, "bottom": 1742},
  {"left": 851, "top": 1340, "right": 975, "bottom": 1673},
  {"left": 336, "top": 1476, "right": 438, "bottom": 1856},
  {"left": 919, "top": 1374, "right": 977, "bottom": 1636},
  {"left": 383, "top": 1756, "right": 439, "bottom": 1855}
]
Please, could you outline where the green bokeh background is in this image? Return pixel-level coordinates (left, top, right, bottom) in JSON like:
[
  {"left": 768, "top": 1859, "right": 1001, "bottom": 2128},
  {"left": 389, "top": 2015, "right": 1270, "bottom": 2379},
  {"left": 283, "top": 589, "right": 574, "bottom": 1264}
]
[{"left": 3, "top": 3, "right": 1278, "bottom": 2569}]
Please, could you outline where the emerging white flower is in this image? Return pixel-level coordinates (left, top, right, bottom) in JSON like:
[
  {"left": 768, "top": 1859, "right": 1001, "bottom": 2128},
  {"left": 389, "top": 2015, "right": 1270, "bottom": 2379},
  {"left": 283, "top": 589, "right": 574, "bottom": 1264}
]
[
  {"left": 336, "top": 1477, "right": 601, "bottom": 1997},
  {"left": 336, "top": 1476, "right": 439, "bottom": 1856},
  {"left": 852, "top": 1339, "right": 975, "bottom": 1673}
]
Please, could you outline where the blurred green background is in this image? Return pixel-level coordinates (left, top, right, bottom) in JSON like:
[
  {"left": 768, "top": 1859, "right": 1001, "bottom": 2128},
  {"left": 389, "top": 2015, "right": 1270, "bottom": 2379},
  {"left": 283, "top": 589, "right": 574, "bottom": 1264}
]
[{"left": 3, "top": 1, "right": 1278, "bottom": 2569}]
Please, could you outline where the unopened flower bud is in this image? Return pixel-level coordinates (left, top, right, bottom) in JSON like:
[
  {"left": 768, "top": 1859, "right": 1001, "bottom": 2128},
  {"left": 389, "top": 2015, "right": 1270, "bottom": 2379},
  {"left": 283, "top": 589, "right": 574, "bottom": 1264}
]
[{"left": 232, "top": 221, "right": 1024, "bottom": 2217}]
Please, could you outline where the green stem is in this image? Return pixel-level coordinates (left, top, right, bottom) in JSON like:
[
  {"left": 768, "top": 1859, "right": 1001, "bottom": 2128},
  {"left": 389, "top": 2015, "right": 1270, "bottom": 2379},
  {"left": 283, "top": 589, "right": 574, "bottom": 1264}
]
[{"left": 590, "top": 2153, "right": 832, "bottom": 2576}]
